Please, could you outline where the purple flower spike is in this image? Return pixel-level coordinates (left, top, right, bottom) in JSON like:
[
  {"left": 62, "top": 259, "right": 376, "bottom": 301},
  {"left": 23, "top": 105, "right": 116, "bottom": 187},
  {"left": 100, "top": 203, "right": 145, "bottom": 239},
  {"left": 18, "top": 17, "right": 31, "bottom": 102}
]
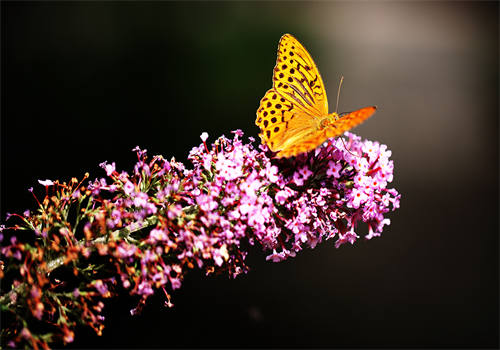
[
  {"left": 0, "top": 127, "right": 399, "bottom": 349},
  {"left": 183, "top": 130, "right": 400, "bottom": 264}
]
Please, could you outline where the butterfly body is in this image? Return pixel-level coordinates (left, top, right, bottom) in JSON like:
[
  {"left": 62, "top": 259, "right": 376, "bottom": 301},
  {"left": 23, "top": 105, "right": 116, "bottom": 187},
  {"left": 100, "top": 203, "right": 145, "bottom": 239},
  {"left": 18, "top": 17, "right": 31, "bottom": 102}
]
[
  {"left": 319, "top": 113, "right": 340, "bottom": 129},
  {"left": 256, "top": 34, "right": 376, "bottom": 158}
]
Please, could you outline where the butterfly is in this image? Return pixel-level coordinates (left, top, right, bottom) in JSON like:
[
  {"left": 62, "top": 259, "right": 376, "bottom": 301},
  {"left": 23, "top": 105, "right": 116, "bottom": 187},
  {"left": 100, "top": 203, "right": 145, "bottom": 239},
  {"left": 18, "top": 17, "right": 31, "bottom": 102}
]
[{"left": 255, "top": 34, "right": 376, "bottom": 158}]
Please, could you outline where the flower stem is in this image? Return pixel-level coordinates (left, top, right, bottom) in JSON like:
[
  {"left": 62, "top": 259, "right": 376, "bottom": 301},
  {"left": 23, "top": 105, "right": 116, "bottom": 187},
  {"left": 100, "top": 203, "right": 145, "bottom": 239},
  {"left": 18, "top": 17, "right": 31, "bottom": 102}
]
[{"left": 0, "top": 216, "right": 159, "bottom": 307}]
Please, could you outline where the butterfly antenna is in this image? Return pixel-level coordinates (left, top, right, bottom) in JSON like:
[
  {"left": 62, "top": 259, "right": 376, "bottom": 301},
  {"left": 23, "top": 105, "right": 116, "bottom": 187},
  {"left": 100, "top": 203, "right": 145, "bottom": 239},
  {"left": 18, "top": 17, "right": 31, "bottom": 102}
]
[
  {"left": 335, "top": 76, "right": 359, "bottom": 158},
  {"left": 335, "top": 75, "right": 344, "bottom": 114}
]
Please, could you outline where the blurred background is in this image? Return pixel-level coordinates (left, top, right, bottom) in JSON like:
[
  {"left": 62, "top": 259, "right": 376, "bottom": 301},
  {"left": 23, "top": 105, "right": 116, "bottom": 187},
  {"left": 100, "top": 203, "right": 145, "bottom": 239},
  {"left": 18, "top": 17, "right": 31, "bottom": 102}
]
[{"left": 2, "top": 2, "right": 498, "bottom": 348}]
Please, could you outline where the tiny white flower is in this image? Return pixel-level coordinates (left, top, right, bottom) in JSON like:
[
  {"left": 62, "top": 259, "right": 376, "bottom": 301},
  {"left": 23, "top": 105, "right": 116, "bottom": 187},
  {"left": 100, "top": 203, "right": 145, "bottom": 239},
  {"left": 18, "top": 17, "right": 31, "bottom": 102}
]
[
  {"left": 200, "top": 132, "right": 209, "bottom": 142},
  {"left": 38, "top": 179, "right": 54, "bottom": 186}
]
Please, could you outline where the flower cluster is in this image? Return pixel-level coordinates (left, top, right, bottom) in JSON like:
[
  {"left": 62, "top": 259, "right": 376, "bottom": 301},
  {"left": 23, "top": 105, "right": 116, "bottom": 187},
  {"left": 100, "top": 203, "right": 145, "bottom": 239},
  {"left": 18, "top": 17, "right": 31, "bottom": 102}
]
[{"left": 0, "top": 130, "right": 399, "bottom": 349}]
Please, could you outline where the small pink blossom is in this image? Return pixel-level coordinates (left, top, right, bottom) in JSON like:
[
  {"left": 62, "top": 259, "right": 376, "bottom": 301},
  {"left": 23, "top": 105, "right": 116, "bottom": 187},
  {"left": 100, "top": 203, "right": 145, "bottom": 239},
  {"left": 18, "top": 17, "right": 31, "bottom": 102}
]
[
  {"left": 94, "top": 280, "right": 109, "bottom": 296},
  {"left": 327, "top": 161, "right": 342, "bottom": 178},
  {"left": 99, "top": 161, "right": 116, "bottom": 176},
  {"left": 335, "top": 227, "right": 359, "bottom": 248}
]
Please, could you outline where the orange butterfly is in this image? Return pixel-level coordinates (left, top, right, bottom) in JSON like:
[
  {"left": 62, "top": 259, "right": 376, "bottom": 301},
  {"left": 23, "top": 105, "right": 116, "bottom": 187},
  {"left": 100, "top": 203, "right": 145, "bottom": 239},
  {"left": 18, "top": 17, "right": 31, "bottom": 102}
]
[{"left": 256, "top": 34, "right": 376, "bottom": 158}]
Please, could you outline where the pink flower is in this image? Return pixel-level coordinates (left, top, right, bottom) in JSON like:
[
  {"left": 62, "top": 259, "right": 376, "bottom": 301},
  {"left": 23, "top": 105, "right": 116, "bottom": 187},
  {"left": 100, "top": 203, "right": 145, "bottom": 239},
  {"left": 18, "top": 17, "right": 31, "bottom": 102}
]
[
  {"left": 266, "top": 249, "right": 286, "bottom": 262},
  {"left": 148, "top": 228, "right": 168, "bottom": 243},
  {"left": 137, "top": 281, "right": 154, "bottom": 296},
  {"left": 292, "top": 165, "right": 313, "bottom": 186},
  {"left": 349, "top": 188, "right": 369, "bottom": 209},
  {"left": 102, "top": 161, "right": 116, "bottom": 176},
  {"left": 94, "top": 280, "right": 109, "bottom": 296},
  {"left": 196, "top": 194, "right": 218, "bottom": 212},
  {"left": 1, "top": 128, "right": 400, "bottom": 349},
  {"left": 275, "top": 189, "right": 291, "bottom": 204},
  {"left": 123, "top": 181, "right": 134, "bottom": 196},
  {"left": 169, "top": 277, "right": 182, "bottom": 289},
  {"left": 326, "top": 161, "right": 342, "bottom": 178},
  {"left": 335, "top": 227, "right": 359, "bottom": 248}
]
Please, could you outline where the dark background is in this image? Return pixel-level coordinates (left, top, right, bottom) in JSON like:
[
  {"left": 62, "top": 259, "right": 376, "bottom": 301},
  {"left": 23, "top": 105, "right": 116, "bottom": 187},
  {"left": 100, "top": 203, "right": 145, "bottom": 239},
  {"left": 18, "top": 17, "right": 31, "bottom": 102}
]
[{"left": 2, "top": 2, "right": 498, "bottom": 348}]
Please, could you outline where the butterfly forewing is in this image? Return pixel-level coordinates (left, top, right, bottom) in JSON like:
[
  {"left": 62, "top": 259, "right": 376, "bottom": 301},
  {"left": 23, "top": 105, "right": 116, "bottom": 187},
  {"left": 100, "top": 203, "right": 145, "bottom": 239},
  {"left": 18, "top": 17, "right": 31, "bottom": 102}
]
[
  {"left": 256, "top": 34, "right": 329, "bottom": 153},
  {"left": 272, "top": 34, "right": 328, "bottom": 117}
]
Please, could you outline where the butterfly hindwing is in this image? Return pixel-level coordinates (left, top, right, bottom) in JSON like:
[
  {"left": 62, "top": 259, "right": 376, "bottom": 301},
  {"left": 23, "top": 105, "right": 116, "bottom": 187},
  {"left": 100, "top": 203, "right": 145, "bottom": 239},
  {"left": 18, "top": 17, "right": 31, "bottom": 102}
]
[
  {"left": 275, "top": 129, "right": 328, "bottom": 158},
  {"left": 256, "top": 88, "right": 318, "bottom": 152}
]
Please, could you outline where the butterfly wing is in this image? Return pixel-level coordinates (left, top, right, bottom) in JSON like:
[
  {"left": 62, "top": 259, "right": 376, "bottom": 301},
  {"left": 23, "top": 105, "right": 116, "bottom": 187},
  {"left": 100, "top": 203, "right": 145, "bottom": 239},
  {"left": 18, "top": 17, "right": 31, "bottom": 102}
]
[
  {"left": 256, "top": 105, "right": 377, "bottom": 157},
  {"left": 256, "top": 88, "right": 318, "bottom": 153},
  {"left": 272, "top": 107, "right": 377, "bottom": 158},
  {"left": 325, "top": 106, "right": 377, "bottom": 139},
  {"left": 272, "top": 34, "right": 329, "bottom": 117},
  {"left": 256, "top": 34, "right": 330, "bottom": 157},
  {"left": 275, "top": 126, "right": 329, "bottom": 158}
]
